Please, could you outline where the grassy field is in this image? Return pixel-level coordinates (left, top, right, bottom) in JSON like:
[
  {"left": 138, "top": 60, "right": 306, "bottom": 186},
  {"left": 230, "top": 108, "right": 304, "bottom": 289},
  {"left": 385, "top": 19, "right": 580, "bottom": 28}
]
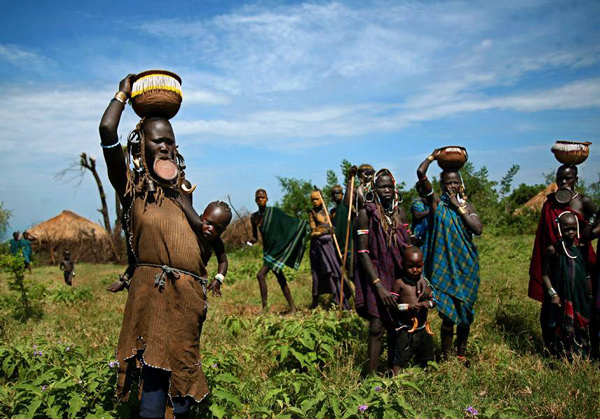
[{"left": 0, "top": 235, "right": 599, "bottom": 418}]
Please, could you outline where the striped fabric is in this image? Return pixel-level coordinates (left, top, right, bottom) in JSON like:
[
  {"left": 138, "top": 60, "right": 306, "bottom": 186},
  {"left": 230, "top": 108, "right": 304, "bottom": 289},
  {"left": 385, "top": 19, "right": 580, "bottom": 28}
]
[
  {"left": 551, "top": 241, "right": 592, "bottom": 355},
  {"left": 425, "top": 196, "right": 480, "bottom": 327},
  {"left": 260, "top": 206, "right": 308, "bottom": 273}
]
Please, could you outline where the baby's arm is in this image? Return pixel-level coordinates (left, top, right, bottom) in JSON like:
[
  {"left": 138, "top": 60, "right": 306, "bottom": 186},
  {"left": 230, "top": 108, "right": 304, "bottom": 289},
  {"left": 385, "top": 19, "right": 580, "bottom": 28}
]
[
  {"left": 178, "top": 193, "right": 203, "bottom": 235},
  {"left": 208, "top": 238, "right": 227, "bottom": 297},
  {"left": 422, "top": 284, "right": 437, "bottom": 309}
]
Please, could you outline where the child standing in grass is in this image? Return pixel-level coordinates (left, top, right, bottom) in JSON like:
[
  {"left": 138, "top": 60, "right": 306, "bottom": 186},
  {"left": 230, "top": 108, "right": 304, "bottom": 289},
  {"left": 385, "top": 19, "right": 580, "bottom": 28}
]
[
  {"left": 391, "top": 247, "right": 436, "bottom": 374},
  {"left": 543, "top": 212, "right": 594, "bottom": 358},
  {"left": 59, "top": 250, "right": 75, "bottom": 286}
]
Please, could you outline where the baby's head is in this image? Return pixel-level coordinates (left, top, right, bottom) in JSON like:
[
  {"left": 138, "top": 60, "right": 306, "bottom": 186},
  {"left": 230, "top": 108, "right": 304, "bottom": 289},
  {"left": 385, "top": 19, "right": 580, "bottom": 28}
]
[
  {"left": 557, "top": 212, "right": 579, "bottom": 243},
  {"left": 201, "top": 201, "right": 233, "bottom": 242},
  {"left": 403, "top": 246, "right": 424, "bottom": 281}
]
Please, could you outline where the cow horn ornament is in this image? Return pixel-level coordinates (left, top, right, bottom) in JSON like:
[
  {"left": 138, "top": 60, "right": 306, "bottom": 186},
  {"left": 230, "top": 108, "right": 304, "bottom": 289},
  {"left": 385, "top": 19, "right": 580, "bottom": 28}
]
[{"left": 181, "top": 183, "right": 197, "bottom": 194}]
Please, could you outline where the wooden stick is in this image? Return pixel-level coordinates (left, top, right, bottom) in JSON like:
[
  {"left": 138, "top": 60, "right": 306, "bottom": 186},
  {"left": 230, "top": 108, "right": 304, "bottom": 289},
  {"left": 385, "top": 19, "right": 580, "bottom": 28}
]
[{"left": 339, "top": 174, "right": 355, "bottom": 311}]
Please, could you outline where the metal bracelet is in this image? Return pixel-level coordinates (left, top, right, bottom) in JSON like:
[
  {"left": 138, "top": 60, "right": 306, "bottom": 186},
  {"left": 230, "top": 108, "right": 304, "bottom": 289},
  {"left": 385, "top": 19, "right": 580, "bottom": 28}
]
[
  {"left": 214, "top": 273, "right": 225, "bottom": 284},
  {"left": 547, "top": 287, "right": 557, "bottom": 297},
  {"left": 101, "top": 140, "right": 121, "bottom": 149},
  {"left": 114, "top": 91, "right": 128, "bottom": 105}
]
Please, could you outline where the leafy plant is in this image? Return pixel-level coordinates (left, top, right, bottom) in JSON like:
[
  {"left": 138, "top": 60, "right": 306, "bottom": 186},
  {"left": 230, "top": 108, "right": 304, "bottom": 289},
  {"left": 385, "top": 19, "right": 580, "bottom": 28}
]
[
  {"left": 48, "top": 286, "right": 94, "bottom": 305},
  {"left": 0, "top": 254, "right": 43, "bottom": 321}
]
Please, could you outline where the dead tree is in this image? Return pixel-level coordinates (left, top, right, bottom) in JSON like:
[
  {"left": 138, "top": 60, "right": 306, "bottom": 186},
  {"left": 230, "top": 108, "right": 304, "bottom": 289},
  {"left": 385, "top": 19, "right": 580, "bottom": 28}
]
[
  {"left": 79, "top": 153, "right": 111, "bottom": 232},
  {"left": 55, "top": 152, "right": 121, "bottom": 262}
]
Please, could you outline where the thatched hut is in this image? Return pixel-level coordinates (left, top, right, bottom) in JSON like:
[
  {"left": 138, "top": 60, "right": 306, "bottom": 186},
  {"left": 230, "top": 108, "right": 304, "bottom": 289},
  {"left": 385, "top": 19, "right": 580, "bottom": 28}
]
[
  {"left": 25, "top": 210, "right": 114, "bottom": 264},
  {"left": 514, "top": 183, "right": 557, "bottom": 215}
]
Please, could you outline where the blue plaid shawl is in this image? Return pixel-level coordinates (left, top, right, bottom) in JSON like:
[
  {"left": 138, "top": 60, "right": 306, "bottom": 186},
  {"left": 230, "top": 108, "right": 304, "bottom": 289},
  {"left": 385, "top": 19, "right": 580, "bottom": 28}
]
[{"left": 424, "top": 196, "right": 480, "bottom": 326}]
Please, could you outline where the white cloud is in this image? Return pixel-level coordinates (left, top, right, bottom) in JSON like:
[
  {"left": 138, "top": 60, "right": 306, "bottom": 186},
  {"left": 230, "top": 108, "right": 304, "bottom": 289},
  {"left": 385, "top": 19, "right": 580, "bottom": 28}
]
[
  {"left": 134, "top": 0, "right": 600, "bottom": 101},
  {"left": 173, "top": 78, "right": 600, "bottom": 145},
  {"left": 0, "top": 43, "right": 55, "bottom": 71},
  {"left": 184, "top": 89, "right": 231, "bottom": 105}
]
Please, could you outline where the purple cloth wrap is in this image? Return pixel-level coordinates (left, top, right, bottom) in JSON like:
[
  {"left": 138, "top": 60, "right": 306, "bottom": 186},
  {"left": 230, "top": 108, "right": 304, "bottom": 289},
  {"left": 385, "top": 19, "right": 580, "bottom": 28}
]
[
  {"left": 310, "top": 235, "right": 350, "bottom": 309},
  {"left": 354, "top": 203, "right": 409, "bottom": 324}
]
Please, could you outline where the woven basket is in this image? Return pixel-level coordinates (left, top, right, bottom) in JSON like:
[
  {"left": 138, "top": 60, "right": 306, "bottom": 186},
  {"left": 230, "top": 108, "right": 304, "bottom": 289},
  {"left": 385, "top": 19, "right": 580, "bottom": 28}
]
[
  {"left": 551, "top": 140, "right": 591, "bottom": 165},
  {"left": 437, "top": 146, "right": 468, "bottom": 170},
  {"left": 131, "top": 70, "right": 182, "bottom": 120}
]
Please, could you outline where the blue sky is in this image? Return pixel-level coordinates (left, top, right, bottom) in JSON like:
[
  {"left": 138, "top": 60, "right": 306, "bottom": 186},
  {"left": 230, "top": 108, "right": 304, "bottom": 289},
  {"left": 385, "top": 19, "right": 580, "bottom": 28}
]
[{"left": 1, "top": 0, "right": 599, "bottom": 234}]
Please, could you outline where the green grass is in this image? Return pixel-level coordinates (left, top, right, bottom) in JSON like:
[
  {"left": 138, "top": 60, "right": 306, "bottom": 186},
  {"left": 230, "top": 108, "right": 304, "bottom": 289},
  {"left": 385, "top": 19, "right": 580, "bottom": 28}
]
[{"left": 0, "top": 235, "right": 598, "bottom": 418}]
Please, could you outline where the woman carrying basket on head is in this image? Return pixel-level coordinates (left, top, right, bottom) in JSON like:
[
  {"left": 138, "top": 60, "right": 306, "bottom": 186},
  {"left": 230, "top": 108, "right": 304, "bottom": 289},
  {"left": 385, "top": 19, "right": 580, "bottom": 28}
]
[
  {"left": 100, "top": 73, "right": 209, "bottom": 419},
  {"left": 417, "top": 147, "right": 483, "bottom": 363}
]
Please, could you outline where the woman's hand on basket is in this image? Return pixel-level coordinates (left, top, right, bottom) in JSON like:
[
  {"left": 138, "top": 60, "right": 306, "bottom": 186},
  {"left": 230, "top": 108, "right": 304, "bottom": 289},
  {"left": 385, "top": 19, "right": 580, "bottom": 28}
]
[{"left": 118, "top": 74, "right": 136, "bottom": 99}]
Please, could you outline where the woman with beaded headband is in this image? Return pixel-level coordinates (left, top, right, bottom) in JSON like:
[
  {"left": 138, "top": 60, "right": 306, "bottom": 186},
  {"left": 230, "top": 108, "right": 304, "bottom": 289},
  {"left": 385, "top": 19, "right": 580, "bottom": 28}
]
[
  {"left": 542, "top": 211, "right": 594, "bottom": 357},
  {"left": 417, "top": 149, "right": 483, "bottom": 362},
  {"left": 354, "top": 168, "right": 424, "bottom": 374},
  {"left": 99, "top": 74, "right": 207, "bottom": 419}
]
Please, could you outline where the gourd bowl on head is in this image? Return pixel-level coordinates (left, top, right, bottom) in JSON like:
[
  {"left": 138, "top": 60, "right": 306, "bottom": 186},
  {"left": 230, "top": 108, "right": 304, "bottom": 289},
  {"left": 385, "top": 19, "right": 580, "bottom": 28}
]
[
  {"left": 436, "top": 146, "right": 468, "bottom": 170},
  {"left": 130, "top": 70, "right": 183, "bottom": 120},
  {"left": 551, "top": 140, "right": 591, "bottom": 166}
]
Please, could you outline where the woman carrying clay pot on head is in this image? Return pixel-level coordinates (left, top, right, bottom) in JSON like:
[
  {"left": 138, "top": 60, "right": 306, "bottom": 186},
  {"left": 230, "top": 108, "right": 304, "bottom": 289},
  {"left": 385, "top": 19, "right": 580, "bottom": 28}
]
[
  {"left": 99, "top": 73, "right": 208, "bottom": 419},
  {"left": 416, "top": 148, "right": 483, "bottom": 363}
]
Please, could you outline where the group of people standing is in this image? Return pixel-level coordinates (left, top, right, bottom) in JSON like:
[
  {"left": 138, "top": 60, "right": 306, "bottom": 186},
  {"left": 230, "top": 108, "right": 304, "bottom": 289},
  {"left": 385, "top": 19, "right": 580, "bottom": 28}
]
[
  {"left": 98, "top": 74, "right": 598, "bottom": 418},
  {"left": 249, "top": 154, "right": 483, "bottom": 375}
]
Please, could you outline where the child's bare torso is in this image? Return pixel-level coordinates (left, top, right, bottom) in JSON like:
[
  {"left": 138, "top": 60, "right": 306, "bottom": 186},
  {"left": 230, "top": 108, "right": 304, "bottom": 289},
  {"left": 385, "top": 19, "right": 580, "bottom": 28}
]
[{"left": 393, "top": 278, "right": 428, "bottom": 326}]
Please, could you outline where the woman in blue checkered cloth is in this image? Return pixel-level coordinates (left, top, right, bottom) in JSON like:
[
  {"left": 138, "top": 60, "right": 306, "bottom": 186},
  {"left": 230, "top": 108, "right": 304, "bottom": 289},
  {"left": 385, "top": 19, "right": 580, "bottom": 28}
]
[{"left": 417, "top": 149, "right": 483, "bottom": 362}]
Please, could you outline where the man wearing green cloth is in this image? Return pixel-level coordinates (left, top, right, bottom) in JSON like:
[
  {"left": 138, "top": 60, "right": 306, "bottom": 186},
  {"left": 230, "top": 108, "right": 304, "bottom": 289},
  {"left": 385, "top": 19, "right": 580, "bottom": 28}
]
[{"left": 250, "top": 189, "right": 308, "bottom": 313}]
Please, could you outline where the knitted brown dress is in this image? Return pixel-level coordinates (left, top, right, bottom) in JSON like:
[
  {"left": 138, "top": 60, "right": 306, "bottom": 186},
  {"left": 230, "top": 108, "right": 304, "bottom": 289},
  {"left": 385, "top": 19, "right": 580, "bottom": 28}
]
[{"left": 116, "top": 195, "right": 209, "bottom": 404}]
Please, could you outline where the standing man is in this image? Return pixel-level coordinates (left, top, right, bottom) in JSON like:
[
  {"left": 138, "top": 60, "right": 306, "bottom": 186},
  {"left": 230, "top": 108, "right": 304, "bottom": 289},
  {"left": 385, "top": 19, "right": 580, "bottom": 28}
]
[
  {"left": 250, "top": 189, "right": 307, "bottom": 313},
  {"left": 529, "top": 164, "right": 597, "bottom": 355},
  {"left": 417, "top": 150, "right": 483, "bottom": 361}
]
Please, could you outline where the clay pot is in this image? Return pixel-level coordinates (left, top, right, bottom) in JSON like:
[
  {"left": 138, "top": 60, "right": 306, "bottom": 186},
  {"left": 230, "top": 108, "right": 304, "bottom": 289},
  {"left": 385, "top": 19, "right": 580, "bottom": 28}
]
[
  {"left": 130, "top": 70, "right": 183, "bottom": 120},
  {"left": 551, "top": 140, "right": 591, "bottom": 165},
  {"left": 436, "top": 146, "right": 468, "bottom": 170}
]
